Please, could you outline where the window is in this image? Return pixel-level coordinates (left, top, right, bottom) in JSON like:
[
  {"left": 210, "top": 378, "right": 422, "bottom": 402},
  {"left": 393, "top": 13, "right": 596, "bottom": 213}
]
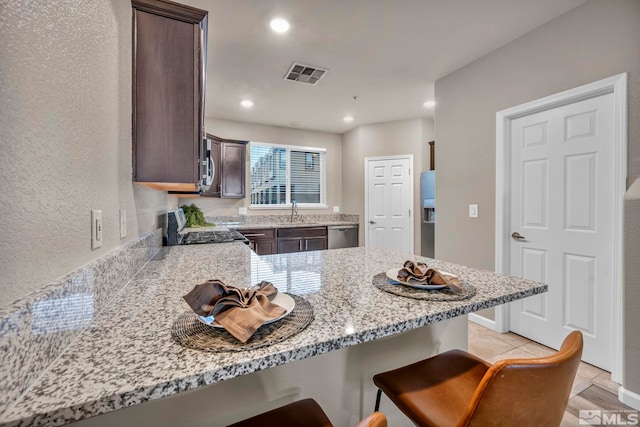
[{"left": 250, "top": 142, "right": 326, "bottom": 208}]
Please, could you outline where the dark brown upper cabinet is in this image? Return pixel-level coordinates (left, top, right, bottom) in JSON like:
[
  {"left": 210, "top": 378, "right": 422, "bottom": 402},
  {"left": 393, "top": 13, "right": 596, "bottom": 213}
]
[
  {"left": 131, "top": 0, "right": 209, "bottom": 192},
  {"left": 201, "top": 134, "right": 248, "bottom": 199}
]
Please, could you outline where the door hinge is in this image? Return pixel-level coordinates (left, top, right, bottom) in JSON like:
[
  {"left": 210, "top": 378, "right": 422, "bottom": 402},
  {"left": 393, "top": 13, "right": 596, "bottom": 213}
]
[{"left": 409, "top": 209, "right": 411, "bottom": 217}]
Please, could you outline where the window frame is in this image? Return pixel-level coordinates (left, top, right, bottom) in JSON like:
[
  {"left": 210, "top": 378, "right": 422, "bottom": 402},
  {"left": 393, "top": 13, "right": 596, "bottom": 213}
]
[{"left": 249, "top": 141, "right": 327, "bottom": 209}]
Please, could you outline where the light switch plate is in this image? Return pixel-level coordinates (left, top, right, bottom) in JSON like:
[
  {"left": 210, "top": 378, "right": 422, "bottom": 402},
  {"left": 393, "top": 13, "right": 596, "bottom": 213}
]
[
  {"left": 239, "top": 207, "right": 247, "bottom": 215},
  {"left": 119, "top": 209, "right": 126, "bottom": 239},
  {"left": 469, "top": 204, "right": 479, "bottom": 218},
  {"left": 333, "top": 206, "right": 340, "bottom": 213},
  {"left": 92, "top": 210, "right": 102, "bottom": 249}
]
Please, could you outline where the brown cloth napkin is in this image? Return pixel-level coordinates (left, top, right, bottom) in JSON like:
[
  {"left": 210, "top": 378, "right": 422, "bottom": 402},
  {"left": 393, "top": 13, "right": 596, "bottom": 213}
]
[
  {"left": 397, "top": 260, "right": 462, "bottom": 291},
  {"left": 183, "top": 280, "right": 286, "bottom": 343}
]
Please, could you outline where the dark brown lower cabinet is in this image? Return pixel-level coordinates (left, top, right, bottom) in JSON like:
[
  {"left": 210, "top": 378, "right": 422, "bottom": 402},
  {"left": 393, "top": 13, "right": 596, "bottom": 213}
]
[
  {"left": 277, "top": 227, "right": 327, "bottom": 254},
  {"left": 238, "top": 228, "right": 276, "bottom": 255}
]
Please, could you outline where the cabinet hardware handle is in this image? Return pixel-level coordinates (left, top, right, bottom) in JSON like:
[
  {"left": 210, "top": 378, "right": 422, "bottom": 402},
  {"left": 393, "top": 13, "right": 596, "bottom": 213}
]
[
  {"left": 243, "top": 233, "right": 265, "bottom": 237},
  {"left": 305, "top": 240, "right": 308, "bottom": 251},
  {"left": 299, "top": 240, "right": 303, "bottom": 251},
  {"left": 255, "top": 242, "right": 259, "bottom": 252}
]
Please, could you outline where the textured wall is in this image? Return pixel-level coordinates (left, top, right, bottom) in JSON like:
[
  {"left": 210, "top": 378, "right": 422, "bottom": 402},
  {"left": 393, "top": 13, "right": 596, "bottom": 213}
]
[
  {"left": 0, "top": 0, "right": 176, "bottom": 308},
  {"left": 186, "top": 118, "right": 343, "bottom": 216},
  {"left": 341, "top": 118, "right": 434, "bottom": 254}
]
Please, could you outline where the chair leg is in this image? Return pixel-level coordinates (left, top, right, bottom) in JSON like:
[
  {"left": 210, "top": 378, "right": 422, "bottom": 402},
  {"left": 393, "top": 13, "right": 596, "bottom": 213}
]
[{"left": 375, "top": 389, "right": 382, "bottom": 412}]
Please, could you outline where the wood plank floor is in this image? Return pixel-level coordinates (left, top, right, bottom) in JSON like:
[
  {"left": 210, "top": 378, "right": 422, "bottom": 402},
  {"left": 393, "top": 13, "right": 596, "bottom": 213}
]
[{"left": 467, "top": 322, "right": 636, "bottom": 426}]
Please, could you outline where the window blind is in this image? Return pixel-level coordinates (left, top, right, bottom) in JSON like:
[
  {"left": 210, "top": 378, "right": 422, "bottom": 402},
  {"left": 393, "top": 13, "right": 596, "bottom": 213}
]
[{"left": 250, "top": 142, "right": 326, "bottom": 207}]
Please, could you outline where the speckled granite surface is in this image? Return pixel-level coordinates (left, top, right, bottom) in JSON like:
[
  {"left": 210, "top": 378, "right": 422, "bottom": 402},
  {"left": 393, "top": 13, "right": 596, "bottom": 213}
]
[
  {"left": 0, "top": 244, "right": 546, "bottom": 427},
  {"left": 205, "top": 213, "right": 359, "bottom": 229},
  {"left": 0, "top": 230, "right": 162, "bottom": 420}
]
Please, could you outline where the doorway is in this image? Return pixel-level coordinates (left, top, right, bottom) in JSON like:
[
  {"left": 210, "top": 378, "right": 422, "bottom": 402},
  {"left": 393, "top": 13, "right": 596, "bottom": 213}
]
[
  {"left": 364, "top": 155, "right": 414, "bottom": 253},
  {"left": 494, "top": 74, "right": 627, "bottom": 380}
]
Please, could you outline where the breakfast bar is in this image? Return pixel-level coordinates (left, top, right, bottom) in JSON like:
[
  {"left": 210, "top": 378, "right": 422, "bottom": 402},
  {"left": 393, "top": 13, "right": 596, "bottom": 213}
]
[{"left": 1, "top": 243, "right": 546, "bottom": 427}]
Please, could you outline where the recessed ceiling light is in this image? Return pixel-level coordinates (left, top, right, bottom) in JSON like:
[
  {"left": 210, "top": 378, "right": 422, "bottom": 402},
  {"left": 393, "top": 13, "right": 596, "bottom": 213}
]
[
  {"left": 423, "top": 100, "right": 436, "bottom": 108},
  {"left": 270, "top": 17, "right": 290, "bottom": 33},
  {"left": 343, "top": 116, "right": 354, "bottom": 123},
  {"left": 241, "top": 100, "right": 254, "bottom": 108}
]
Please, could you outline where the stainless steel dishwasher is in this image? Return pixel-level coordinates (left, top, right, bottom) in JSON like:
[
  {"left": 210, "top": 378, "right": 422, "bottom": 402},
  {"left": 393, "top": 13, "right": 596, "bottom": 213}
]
[{"left": 327, "top": 224, "right": 359, "bottom": 249}]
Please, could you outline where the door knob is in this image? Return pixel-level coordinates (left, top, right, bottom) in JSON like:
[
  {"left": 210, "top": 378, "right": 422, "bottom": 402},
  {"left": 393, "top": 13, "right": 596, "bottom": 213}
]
[
  {"left": 511, "top": 232, "right": 526, "bottom": 241},
  {"left": 369, "top": 220, "right": 377, "bottom": 224}
]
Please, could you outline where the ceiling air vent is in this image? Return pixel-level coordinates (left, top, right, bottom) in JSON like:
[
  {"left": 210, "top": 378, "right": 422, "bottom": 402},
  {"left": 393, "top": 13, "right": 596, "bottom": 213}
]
[{"left": 284, "top": 63, "right": 327, "bottom": 85}]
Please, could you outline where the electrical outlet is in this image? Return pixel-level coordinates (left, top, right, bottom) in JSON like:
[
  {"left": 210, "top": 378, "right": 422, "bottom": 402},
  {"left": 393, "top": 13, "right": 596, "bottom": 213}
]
[
  {"left": 92, "top": 210, "right": 102, "bottom": 249},
  {"left": 469, "top": 204, "right": 479, "bottom": 218},
  {"left": 239, "top": 207, "right": 247, "bottom": 215},
  {"left": 119, "top": 209, "right": 127, "bottom": 239},
  {"left": 333, "top": 206, "right": 340, "bottom": 213}
]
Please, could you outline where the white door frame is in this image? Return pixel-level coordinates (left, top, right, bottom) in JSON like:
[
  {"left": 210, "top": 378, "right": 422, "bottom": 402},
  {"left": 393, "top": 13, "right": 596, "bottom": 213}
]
[
  {"left": 364, "top": 154, "right": 414, "bottom": 251},
  {"left": 494, "top": 73, "right": 627, "bottom": 383}
]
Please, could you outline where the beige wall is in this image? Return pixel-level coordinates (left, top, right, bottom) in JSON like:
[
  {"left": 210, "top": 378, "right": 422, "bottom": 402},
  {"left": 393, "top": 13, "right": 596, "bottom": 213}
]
[
  {"left": 342, "top": 118, "right": 434, "bottom": 254},
  {"left": 0, "top": 1, "right": 176, "bottom": 308},
  {"left": 624, "top": 179, "right": 640, "bottom": 397},
  {"left": 186, "top": 119, "right": 342, "bottom": 216},
  {"left": 434, "top": 0, "right": 640, "bottom": 391}
]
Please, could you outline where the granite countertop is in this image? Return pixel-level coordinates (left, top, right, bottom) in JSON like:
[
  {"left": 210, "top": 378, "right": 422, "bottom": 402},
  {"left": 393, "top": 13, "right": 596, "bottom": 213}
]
[
  {"left": 1, "top": 245, "right": 546, "bottom": 427},
  {"left": 197, "top": 213, "right": 360, "bottom": 231},
  {"left": 229, "top": 221, "right": 359, "bottom": 229},
  {"left": 181, "top": 221, "right": 358, "bottom": 234}
]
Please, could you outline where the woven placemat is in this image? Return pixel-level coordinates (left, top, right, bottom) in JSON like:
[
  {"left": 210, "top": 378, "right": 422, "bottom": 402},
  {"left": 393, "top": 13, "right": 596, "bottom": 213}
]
[
  {"left": 372, "top": 272, "right": 476, "bottom": 301},
  {"left": 172, "top": 294, "right": 313, "bottom": 352}
]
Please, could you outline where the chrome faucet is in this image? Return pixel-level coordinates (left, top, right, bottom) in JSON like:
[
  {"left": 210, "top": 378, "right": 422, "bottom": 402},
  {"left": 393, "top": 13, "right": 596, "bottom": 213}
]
[{"left": 290, "top": 200, "right": 298, "bottom": 223}]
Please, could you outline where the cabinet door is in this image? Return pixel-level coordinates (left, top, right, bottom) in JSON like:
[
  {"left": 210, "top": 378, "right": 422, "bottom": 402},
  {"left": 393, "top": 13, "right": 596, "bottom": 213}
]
[
  {"left": 304, "top": 236, "right": 327, "bottom": 252},
  {"left": 220, "top": 142, "right": 246, "bottom": 198},
  {"left": 278, "top": 238, "right": 303, "bottom": 254},
  {"left": 132, "top": 2, "right": 207, "bottom": 191},
  {"left": 200, "top": 136, "right": 247, "bottom": 198},
  {"left": 239, "top": 229, "right": 276, "bottom": 255},
  {"left": 253, "top": 239, "right": 276, "bottom": 255}
]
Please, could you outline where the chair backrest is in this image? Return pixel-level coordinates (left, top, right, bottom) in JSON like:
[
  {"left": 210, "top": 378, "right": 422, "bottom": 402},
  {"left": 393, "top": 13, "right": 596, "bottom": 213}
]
[
  {"left": 355, "top": 412, "right": 387, "bottom": 427},
  {"left": 356, "top": 412, "right": 387, "bottom": 427},
  {"left": 460, "top": 331, "right": 583, "bottom": 427}
]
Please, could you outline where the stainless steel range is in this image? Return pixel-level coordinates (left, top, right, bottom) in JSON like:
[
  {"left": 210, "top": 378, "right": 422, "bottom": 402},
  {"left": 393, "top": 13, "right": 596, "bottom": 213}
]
[{"left": 165, "top": 209, "right": 249, "bottom": 246}]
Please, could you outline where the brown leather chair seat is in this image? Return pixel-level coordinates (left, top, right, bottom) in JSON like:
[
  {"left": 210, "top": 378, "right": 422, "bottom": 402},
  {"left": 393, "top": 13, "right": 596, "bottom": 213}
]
[
  {"left": 228, "top": 398, "right": 387, "bottom": 427},
  {"left": 373, "top": 330, "right": 583, "bottom": 427}
]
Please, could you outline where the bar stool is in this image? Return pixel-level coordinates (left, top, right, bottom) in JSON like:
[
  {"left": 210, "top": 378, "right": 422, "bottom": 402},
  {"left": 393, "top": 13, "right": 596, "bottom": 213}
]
[
  {"left": 228, "top": 398, "right": 387, "bottom": 427},
  {"left": 373, "top": 330, "right": 583, "bottom": 427}
]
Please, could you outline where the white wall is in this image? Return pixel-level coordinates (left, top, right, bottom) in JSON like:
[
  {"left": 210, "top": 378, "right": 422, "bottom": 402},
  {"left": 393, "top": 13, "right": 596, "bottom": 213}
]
[
  {"left": 342, "top": 118, "right": 434, "bottom": 254},
  {"left": 0, "top": 0, "right": 176, "bottom": 308},
  {"left": 185, "top": 118, "right": 343, "bottom": 216}
]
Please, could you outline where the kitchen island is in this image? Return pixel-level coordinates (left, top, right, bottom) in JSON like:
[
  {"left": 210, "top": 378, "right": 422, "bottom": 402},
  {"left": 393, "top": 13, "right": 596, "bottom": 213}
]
[{"left": 1, "top": 243, "right": 546, "bottom": 427}]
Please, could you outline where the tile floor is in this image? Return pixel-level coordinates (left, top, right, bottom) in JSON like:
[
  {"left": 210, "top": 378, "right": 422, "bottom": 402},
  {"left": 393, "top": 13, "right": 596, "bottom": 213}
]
[{"left": 467, "top": 321, "right": 633, "bottom": 426}]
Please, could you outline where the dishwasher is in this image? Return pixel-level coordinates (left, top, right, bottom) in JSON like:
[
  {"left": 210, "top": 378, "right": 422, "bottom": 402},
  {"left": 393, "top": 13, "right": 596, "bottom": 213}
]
[{"left": 327, "top": 224, "right": 359, "bottom": 249}]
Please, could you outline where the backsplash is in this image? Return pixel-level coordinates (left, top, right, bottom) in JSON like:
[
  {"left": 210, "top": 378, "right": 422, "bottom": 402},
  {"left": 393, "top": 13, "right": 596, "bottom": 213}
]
[
  {"left": 205, "top": 213, "right": 359, "bottom": 225},
  {"left": 0, "top": 230, "right": 163, "bottom": 416}
]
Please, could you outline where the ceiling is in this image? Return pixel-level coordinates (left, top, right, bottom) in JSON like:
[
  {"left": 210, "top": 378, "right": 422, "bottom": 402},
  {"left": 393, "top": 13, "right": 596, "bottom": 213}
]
[{"left": 184, "top": 0, "right": 588, "bottom": 134}]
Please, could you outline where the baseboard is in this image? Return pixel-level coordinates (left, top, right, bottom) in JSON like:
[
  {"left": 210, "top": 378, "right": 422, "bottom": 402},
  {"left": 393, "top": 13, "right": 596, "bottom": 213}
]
[
  {"left": 469, "top": 313, "right": 497, "bottom": 331},
  {"left": 619, "top": 387, "right": 640, "bottom": 411}
]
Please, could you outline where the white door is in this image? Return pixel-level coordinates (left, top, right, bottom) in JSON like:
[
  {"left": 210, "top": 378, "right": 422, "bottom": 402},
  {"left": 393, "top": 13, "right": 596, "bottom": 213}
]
[
  {"left": 365, "top": 156, "right": 413, "bottom": 253},
  {"left": 508, "top": 92, "right": 615, "bottom": 370}
]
